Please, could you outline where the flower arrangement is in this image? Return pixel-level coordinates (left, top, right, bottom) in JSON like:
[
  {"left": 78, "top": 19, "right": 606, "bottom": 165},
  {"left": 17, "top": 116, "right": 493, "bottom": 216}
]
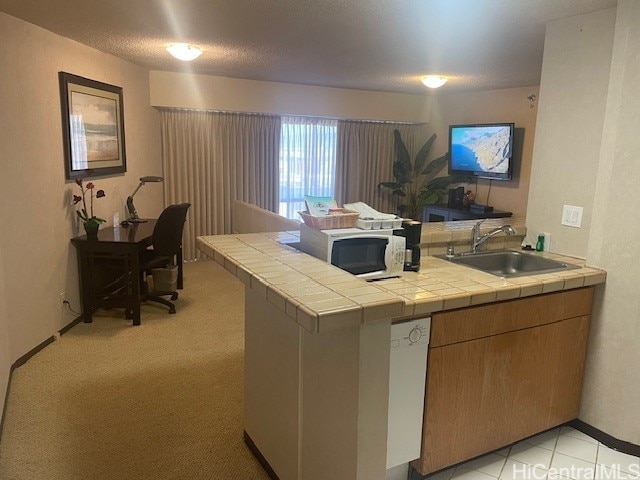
[{"left": 73, "top": 177, "right": 106, "bottom": 236}]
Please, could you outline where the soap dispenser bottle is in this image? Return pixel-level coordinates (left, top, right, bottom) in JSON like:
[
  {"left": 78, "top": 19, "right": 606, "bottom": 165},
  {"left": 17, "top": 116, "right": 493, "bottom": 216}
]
[{"left": 536, "top": 235, "right": 545, "bottom": 252}]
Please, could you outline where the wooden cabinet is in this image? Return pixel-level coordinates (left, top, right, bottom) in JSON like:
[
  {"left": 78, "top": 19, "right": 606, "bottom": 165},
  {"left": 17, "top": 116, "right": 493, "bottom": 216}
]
[{"left": 414, "top": 288, "right": 593, "bottom": 475}]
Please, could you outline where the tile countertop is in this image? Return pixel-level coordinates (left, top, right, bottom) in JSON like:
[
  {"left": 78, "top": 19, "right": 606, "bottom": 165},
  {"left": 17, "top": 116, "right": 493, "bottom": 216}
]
[{"left": 196, "top": 230, "right": 605, "bottom": 335}]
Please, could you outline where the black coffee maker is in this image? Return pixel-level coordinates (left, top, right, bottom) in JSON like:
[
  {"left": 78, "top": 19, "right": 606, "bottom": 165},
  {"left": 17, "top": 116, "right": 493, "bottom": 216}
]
[{"left": 398, "top": 220, "right": 422, "bottom": 271}]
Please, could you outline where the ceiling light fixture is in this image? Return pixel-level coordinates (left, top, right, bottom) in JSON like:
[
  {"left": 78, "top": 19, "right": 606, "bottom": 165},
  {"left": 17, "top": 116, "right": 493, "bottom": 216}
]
[
  {"left": 166, "top": 43, "right": 203, "bottom": 61},
  {"left": 421, "top": 75, "right": 447, "bottom": 88}
]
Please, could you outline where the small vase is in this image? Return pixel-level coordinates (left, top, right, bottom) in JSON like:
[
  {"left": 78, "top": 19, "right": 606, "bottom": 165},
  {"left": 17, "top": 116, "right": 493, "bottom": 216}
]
[{"left": 83, "top": 218, "right": 100, "bottom": 238}]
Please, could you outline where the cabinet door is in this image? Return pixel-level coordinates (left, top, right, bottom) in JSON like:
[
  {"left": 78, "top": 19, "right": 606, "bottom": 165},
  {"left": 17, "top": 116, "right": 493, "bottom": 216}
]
[
  {"left": 422, "top": 206, "right": 450, "bottom": 222},
  {"left": 508, "top": 316, "right": 590, "bottom": 442},
  {"left": 507, "top": 325, "right": 550, "bottom": 441},
  {"left": 545, "top": 315, "right": 590, "bottom": 427},
  {"left": 450, "top": 211, "right": 478, "bottom": 221},
  {"left": 418, "top": 333, "right": 513, "bottom": 474},
  {"left": 417, "top": 316, "right": 591, "bottom": 475}
]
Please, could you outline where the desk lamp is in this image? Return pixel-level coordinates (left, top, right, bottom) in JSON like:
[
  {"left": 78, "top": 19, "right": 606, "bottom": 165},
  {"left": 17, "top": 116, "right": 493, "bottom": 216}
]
[{"left": 126, "top": 176, "right": 164, "bottom": 223}]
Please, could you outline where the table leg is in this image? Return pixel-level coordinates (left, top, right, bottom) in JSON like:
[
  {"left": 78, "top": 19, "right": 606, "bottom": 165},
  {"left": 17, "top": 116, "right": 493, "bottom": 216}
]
[
  {"left": 77, "top": 248, "right": 93, "bottom": 323},
  {"left": 131, "top": 247, "right": 141, "bottom": 326},
  {"left": 177, "top": 246, "right": 184, "bottom": 290}
]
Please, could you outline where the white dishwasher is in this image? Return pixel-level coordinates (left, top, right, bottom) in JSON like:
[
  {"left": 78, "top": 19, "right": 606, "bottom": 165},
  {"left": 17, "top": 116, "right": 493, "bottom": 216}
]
[{"left": 386, "top": 317, "right": 430, "bottom": 480}]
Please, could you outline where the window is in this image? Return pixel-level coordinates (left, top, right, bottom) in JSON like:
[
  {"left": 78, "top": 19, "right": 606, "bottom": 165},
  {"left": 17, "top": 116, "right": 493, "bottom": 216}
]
[{"left": 279, "top": 116, "right": 337, "bottom": 219}]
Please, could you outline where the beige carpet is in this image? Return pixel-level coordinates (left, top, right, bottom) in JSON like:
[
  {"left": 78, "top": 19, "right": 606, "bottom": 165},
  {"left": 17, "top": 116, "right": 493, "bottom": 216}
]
[{"left": 0, "top": 260, "right": 271, "bottom": 480}]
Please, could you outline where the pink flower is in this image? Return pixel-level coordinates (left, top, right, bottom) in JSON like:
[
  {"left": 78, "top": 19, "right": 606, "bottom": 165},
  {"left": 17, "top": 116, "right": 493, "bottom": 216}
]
[
  {"left": 72, "top": 194, "right": 82, "bottom": 204},
  {"left": 96, "top": 190, "right": 105, "bottom": 198},
  {"left": 86, "top": 182, "right": 94, "bottom": 190}
]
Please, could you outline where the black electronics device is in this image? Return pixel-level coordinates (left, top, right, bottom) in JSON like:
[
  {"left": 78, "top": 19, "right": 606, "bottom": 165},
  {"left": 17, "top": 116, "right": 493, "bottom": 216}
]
[
  {"left": 449, "top": 123, "right": 515, "bottom": 181},
  {"left": 447, "top": 186, "right": 465, "bottom": 209},
  {"left": 398, "top": 220, "right": 422, "bottom": 272}
]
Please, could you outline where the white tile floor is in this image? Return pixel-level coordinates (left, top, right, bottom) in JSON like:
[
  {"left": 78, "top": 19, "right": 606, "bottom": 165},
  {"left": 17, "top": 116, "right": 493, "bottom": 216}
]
[{"left": 426, "top": 427, "right": 640, "bottom": 480}]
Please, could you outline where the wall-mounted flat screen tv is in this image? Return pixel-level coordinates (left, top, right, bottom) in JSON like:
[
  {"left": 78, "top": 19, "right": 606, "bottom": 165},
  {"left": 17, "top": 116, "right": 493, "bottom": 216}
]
[{"left": 448, "top": 123, "right": 515, "bottom": 180}]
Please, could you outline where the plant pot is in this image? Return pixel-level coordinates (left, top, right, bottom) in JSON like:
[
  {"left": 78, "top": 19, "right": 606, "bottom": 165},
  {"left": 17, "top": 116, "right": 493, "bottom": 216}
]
[{"left": 83, "top": 218, "right": 101, "bottom": 238}]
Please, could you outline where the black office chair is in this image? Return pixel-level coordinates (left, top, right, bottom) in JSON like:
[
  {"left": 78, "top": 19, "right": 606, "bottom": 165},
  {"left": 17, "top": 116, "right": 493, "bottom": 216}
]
[{"left": 139, "top": 203, "right": 191, "bottom": 314}]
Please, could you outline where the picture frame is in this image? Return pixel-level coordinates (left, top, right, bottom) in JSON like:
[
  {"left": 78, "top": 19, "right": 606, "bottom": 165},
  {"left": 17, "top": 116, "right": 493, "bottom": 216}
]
[{"left": 59, "top": 72, "right": 127, "bottom": 180}]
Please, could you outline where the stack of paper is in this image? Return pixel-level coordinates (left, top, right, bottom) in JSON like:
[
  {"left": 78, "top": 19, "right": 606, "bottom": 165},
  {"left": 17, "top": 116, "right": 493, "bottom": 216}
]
[{"left": 343, "top": 202, "right": 402, "bottom": 229}]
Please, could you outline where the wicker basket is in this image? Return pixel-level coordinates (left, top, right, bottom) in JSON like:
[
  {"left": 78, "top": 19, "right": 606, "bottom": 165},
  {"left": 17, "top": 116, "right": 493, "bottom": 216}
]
[{"left": 298, "top": 209, "right": 360, "bottom": 229}]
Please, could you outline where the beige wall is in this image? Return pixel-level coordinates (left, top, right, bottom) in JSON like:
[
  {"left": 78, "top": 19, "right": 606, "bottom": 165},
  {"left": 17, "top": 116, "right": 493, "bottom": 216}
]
[
  {"left": 580, "top": 0, "right": 640, "bottom": 445},
  {"left": 526, "top": 9, "right": 616, "bottom": 256},
  {"left": 426, "top": 86, "right": 540, "bottom": 218},
  {"left": 0, "top": 13, "right": 162, "bottom": 415},
  {"left": 527, "top": 4, "right": 640, "bottom": 444},
  {"left": 0, "top": 242, "right": 9, "bottom": 414},
  {"left": 149, "top": 70, "right": 432, "bottom": 123}
]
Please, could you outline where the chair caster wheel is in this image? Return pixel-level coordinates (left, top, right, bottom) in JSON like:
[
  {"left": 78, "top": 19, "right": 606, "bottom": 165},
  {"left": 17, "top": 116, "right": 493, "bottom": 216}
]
[{"left": 171, "top": 293, "right": 178, "bottom": 301}]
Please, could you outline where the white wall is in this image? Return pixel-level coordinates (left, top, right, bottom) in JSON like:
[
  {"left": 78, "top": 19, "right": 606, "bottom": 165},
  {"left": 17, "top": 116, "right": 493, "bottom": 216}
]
[
  {"left": 525, "top": 9, "right": 616, "bottom": 257},
  {"left": 0, "top": 12, "right": 162, "bottom": 420},
  {"left": 149, "top": 70, "right": 432, "bottom": 123},
  {"left": 580, "top": 0, "right": 640, "bottom": 444},
  {"left": 426, "top": 86, "right": 540, "bottom": 218}
]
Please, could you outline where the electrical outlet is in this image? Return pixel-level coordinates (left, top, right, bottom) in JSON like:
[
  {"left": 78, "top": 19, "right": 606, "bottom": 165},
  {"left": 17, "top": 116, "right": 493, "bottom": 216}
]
[{"left": 561, "top": 205, "right": 583, "bottom": 228}]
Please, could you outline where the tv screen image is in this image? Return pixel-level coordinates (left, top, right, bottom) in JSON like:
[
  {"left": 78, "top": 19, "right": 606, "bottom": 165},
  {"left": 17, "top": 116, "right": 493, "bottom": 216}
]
[{"left": 449, "top": 123, "right": 514, "bottom": 180}]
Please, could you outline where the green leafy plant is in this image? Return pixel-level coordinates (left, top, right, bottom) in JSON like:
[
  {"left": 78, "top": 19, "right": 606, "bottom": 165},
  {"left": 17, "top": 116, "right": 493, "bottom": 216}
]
[{"left": 378, "top": 129, "right": 469, "bottom": 220}]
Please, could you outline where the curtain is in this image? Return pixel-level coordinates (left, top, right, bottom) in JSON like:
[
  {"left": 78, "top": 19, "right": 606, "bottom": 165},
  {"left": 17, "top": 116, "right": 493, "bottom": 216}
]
[
  {"left": 279, "top": 116, "right": 338, "bottom": 219},
  {"left": 335, "top": 121, "right": 428, "bottom": 215},
  {"left": 160, "top": 109, "right": 281, "bottom": 260}
]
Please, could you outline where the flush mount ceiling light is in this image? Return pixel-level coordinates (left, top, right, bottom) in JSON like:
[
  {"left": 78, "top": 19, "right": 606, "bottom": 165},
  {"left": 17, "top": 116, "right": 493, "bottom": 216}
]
[
  {"left": 166, "top": 43, "right": 203, "bottom": 61},
  {"left": 421, "top": 75, "right": 448, "bottom": 88}
]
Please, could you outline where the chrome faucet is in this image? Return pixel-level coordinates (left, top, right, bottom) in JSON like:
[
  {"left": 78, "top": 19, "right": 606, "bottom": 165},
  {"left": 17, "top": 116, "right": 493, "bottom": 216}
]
[{"left": 471, "top": 219, "right": 516, "bottom": 253}]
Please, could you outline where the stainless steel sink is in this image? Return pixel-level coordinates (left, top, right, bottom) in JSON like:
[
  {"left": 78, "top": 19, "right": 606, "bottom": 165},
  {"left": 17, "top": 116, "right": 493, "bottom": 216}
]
[{"left": 438, "top": 250, "right": 580, "bottom": 278}]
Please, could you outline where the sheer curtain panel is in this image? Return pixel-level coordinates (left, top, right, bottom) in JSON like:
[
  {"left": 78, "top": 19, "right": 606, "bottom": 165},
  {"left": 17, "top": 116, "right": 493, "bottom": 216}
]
[
  {"left": 335, "top": 121, "right": 428, "bottom": 215},
  {"left": 279, "top": 116, "right": 338, "bottom": 219},
  {"left": 160, "top": 109, "right": 281, "bottom": 260}
]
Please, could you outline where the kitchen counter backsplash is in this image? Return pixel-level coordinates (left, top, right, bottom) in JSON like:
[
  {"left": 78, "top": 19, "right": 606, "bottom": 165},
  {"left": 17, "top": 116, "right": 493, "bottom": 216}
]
[
  {"left": 197, "top": 219, "right": 604, "bottom": 334},
  {"left": 420, "top": 216, "right": 526, "bottom": 254}
]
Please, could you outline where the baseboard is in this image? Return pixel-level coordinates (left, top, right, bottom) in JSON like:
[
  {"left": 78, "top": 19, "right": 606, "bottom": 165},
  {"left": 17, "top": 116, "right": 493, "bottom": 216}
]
[
  {"left": 11, "top": 336, "right": 55, "bottom": 371},
  {"left": 0, "top": 315, "right": 82, "bottom": 443},
  {"left": 569, "top": 419, "right": 640, "bottom": 458},
  {"left": 244, "top": 431, "right": 280, "bottom": 480},
  {"left": 59, "top": 316, "right": 82, "bottom": 336},
  {"left": 0, "top": 370, "right": 11, "bottom": 444}
]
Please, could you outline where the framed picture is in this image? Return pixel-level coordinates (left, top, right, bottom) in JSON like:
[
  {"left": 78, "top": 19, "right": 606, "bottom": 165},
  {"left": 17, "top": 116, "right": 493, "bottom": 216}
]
[{"left": 59, "top": 72, "right": 127, "bottom": 179}]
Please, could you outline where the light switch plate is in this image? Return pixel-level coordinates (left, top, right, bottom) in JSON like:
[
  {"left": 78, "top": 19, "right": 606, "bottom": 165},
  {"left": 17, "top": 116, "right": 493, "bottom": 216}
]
[{"left": 561, "top": 205, "right": 583, "bottom": 228}]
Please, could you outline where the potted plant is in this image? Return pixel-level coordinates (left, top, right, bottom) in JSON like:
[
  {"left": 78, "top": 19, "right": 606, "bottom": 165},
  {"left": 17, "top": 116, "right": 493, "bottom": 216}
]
[
  {"left": 73, "top": 177, "right": 106, "bottom": 237},
  {"left": 378, "top": 129, "right": 470, "bottom": 220}
]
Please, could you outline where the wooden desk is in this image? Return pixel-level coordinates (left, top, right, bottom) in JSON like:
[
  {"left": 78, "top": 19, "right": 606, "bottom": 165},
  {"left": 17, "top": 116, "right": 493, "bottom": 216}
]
[{"left": 71, "top": 220, "right": 184, "bottom": 326}]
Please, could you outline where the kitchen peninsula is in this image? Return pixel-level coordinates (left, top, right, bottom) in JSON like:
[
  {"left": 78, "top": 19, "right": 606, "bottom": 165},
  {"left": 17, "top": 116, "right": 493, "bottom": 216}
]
[{"left": 196, "top": 222, "right": 606, "bottom": 480}]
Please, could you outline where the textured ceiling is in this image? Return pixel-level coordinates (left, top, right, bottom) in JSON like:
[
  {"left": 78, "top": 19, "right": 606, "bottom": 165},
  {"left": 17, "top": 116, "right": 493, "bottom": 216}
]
[{"left": 0, "top": 0, "right": 617, "bottom": 95}]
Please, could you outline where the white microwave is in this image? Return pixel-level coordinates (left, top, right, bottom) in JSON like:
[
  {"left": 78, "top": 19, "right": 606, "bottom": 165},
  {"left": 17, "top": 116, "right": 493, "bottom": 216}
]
[{"left": 300, "top": 224, "right": 405, "bottom": 280}]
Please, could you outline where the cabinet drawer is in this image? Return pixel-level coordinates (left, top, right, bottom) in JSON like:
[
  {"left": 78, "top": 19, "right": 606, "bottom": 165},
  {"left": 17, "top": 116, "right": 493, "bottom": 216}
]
[{"left": 430, "top": 287, "right": 593, "bottom": 347}]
